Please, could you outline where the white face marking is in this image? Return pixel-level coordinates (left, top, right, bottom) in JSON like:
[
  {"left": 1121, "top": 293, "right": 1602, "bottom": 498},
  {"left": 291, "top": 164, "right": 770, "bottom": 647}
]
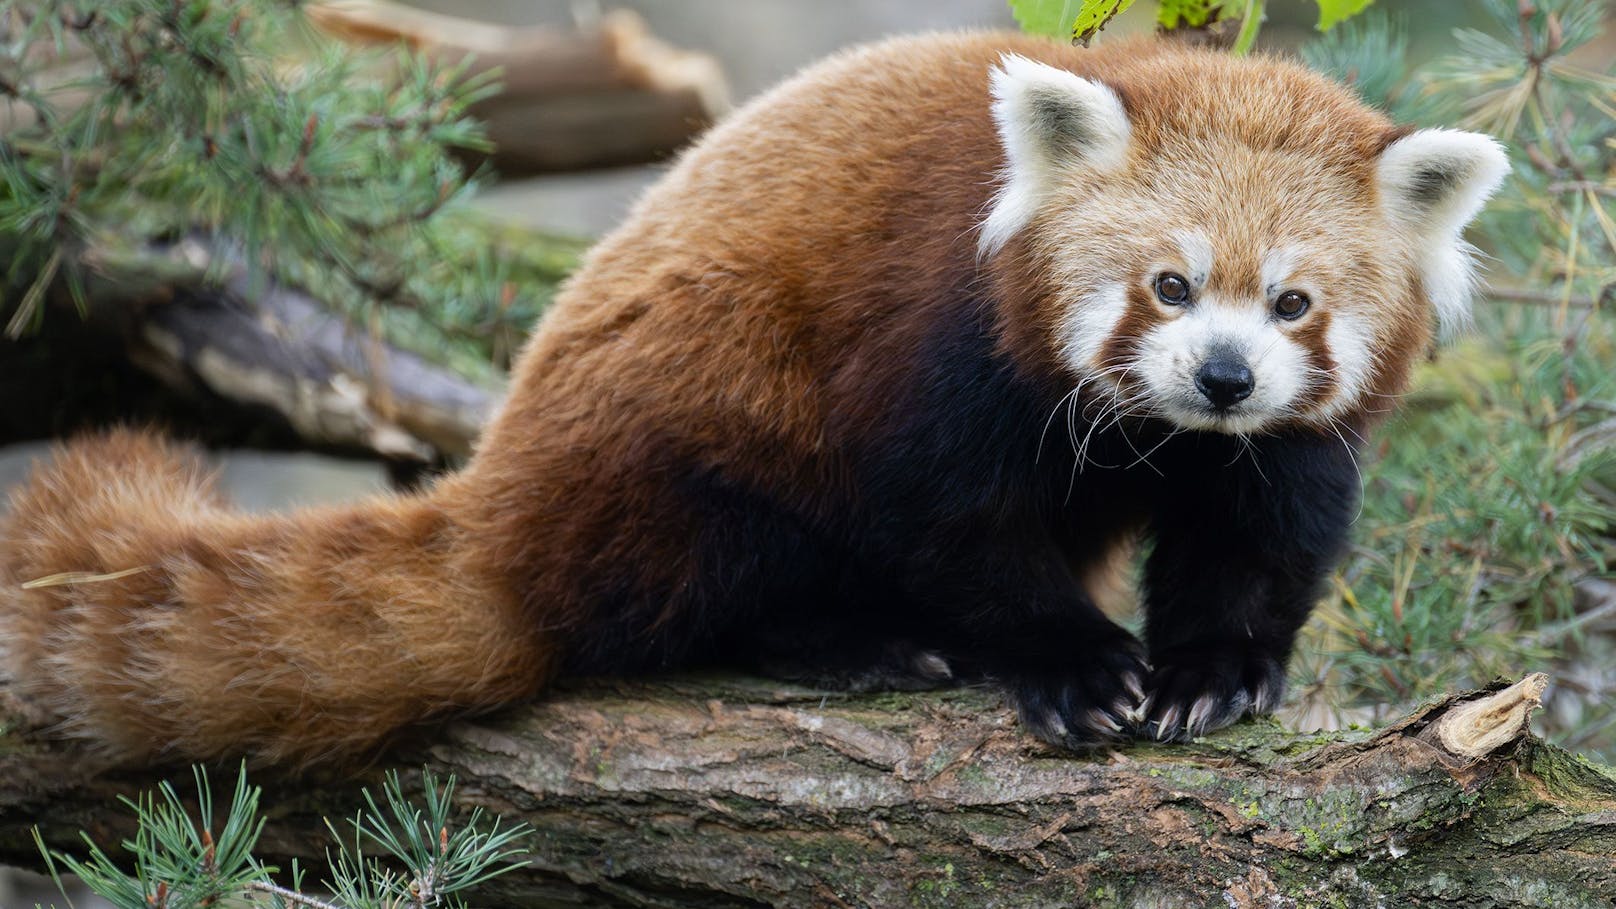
[
  {"left": 1319, "top": 310, "right": 1376, "bottom": 421},
  {"left": 1259, "top": 242, "right": 1371, "bottom": 423},
  {"left": 1058, "top": 283, "right": 1128, "bottom": 373},
  {"left": 1260, "top": 245, "right": 1302, "bottom": 298},
  {"left": 1057, "top": 233, "right": 1394, "bottom": 435},
  {"left": 1132, "top": 297, "right": 1310, "bottom": 435},
  {"left": 1173, "top": 232, "right": 1213, "bottom": 288}
]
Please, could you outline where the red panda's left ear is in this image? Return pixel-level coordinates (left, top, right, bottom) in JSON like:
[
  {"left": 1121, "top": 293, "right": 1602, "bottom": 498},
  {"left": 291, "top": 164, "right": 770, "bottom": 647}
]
[
  {"left": 979, "top": 54, "right": 1132, "bottom": 258},
  {"left": 1377, "top": 128, "right": 1510, "bottom": 339}
]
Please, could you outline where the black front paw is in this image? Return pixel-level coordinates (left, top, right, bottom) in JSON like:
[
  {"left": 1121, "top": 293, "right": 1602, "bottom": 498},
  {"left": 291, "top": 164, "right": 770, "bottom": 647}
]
[
  {"left": 1141, "top": 647, "right": 1286, "bottom": 742},
  {"left": 1002, "top": 634, "right": 1147, "bottom": 749}
]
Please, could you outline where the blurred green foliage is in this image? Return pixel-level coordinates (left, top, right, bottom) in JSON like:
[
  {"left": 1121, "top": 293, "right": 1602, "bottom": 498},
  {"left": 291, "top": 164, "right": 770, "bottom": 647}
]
[{"left": 1010, "top": 0, "right": 1377, "bottom": 49}]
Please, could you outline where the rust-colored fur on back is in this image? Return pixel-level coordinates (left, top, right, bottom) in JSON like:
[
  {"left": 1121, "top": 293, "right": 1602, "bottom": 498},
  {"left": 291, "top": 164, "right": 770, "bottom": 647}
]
[{"left": 1, "top": 430, "right": 550, "bottom": 765}]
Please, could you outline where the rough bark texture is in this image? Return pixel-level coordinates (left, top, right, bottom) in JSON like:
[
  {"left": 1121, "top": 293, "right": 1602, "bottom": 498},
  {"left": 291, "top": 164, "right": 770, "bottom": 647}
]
[{"left": 3, "top": 674, "right": 1614, "bottom": 908}]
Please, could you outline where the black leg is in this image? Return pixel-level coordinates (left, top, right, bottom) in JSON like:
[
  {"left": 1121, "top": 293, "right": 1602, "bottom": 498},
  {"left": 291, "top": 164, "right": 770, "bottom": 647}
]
[
  {"left": 905, "top": 537, "right": 1148, "bottom": 748},
  {"left": 1139, "top": 431, "right": 1359, "bottom": 741}
]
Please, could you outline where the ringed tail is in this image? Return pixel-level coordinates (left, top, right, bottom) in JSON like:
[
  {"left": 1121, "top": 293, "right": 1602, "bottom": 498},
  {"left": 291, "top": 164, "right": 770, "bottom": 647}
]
[{"left": 0, "top": 429, "right": 552, "bottom": 766}]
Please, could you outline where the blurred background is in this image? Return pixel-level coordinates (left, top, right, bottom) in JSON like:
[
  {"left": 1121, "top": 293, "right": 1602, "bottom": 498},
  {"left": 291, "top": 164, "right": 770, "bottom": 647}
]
[
  {"left": 1, "top": 1, "right": 1613, "bottom": 904},
  {"left": 406, "top": 0, "right": 1525, "bottom": 237}
]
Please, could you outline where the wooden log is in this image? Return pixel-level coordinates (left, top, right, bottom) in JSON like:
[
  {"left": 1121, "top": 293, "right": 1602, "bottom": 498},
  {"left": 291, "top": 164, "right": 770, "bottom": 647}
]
[
  {"left": 4, "top": 673, "right": 1615, "bottom": 907},
  {"left": 131, "top": 275, "right": 497, "bottom": 462},
  {"left": 308, "top": 2, "right": 731, "bottom": 172},
  {"left": 29, "top": 236, "right": 504, "bottom": 462}
]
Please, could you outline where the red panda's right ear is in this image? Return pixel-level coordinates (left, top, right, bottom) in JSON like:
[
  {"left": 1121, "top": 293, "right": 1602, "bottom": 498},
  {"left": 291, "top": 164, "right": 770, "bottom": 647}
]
[{"left": 979, "top": 54, "right": 1132, "bottom": 258}]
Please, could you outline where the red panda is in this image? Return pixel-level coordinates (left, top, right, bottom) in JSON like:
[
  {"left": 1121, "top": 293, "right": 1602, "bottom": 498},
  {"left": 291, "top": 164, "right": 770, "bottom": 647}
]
[{"left": 0, "top": 32, "right": 1507, "bottom": 765}]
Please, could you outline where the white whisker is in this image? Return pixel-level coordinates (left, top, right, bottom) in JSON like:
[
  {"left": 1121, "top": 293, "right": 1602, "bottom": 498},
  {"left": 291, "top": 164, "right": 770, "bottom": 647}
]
[
  {"left": 1328, "top": 419, "right": 1366, "bottom": 525},
  {"left": 1036, "top": 385, "right": 1081, "bottom": 465},
  {"left": 1234, "top": 431, "right": 1271, "bottom": 486}
]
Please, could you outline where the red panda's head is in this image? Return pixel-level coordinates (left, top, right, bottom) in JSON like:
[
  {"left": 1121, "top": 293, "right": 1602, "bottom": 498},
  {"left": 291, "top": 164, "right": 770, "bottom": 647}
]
[{"left": 980, "top": 50, "right": 1508, "bottom": 434}]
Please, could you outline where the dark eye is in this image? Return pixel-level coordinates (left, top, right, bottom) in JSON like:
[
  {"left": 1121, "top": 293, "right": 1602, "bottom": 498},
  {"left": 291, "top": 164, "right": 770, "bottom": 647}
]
[
  {"left": 1274, "top": 290, "right": 1310, "bottom": 320},
  {"left": 1155, "top": 272, "right": 1191, "bottom": 306}
]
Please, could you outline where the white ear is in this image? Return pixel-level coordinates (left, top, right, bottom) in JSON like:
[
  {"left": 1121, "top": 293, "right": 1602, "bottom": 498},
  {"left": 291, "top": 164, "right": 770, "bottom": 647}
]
[
  {"left": 979, "top": 54, "right": 1131, "bottom": 258},
  {"left": 1378, "top": 128, "right": 1509, "bottom": 338}
]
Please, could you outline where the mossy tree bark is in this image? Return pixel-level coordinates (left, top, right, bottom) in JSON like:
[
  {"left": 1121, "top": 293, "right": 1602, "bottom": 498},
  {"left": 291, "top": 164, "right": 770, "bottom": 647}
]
[{"left": 2, "top": 674, "right": 1614, "bottom": 908}]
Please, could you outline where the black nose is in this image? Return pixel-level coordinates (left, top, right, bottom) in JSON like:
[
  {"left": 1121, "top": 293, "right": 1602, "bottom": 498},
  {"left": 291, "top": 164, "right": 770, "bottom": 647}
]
[{"left": 1195, "top": 356, "right": 1254, "bottom": 409}]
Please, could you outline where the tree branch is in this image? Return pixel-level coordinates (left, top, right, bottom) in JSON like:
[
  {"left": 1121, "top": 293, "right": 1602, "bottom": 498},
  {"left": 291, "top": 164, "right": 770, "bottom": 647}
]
[
  {"left": 10, "top": 235, "right": 505, "bottom": 462},
  {"left": 244, "top": 881, "right": 349, "bottom": 909},
  {"left": 3, "top": 673, "right": 1614, "bottom": 907}
]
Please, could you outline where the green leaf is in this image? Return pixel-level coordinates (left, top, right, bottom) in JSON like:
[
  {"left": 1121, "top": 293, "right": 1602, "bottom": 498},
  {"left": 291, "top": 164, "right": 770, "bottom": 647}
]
[
  {"left": 1316, "top": 0, "right": 1375, "bottom": 31},
  {"left": 1073, "top": 0, "right": 1137, "bottom": 44},
  {"left": 1008, "top": 0, "right": 1083, "bottom": 39},
  {"left": 1007, "top": 0, "right": 1136, "bottom": 44},
  {"left": 1157, "top": 0, "right": 1222, "bottom": 30}
]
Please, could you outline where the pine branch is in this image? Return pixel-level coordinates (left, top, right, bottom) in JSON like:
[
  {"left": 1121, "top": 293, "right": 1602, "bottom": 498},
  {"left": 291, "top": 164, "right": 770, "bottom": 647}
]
[{"left": 0, "top": 0, "right": 500, "bottom": 344}]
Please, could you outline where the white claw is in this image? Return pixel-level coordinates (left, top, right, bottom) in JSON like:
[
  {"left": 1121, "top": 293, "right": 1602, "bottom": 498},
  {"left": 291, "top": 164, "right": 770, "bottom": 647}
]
[
  {"left": 1088, "top": 708, "right": 1123, "bottom": 735},
  {"left": 1185, "top": 694, "right": 1220, "bottom": 736},
  {"left": 1153, "top": 704, "right": 1183, "bottom": 741},
  {"left": 1122, "top": 672, "right": 1146, "bottom": 702},
  {"left": 1110, "top": 698, "right": 1137, "bottom": 726},
  {"left": 913, "top": 651, "right": 953, "bottom": 680},
  {"left": 1043, "top": 711, "right": 1069, "bottom": 739},
  {"left": 1251, "top": 680, "right": 1281, "bottom": 713}
]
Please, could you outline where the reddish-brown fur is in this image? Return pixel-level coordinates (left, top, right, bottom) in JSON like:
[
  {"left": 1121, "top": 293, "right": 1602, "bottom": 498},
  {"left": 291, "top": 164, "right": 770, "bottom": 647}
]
[
  {"left": 1, "top": 34, "right": 1436, "bottom": 764},
  {"left": 2, "top": 431, "right": 550, "bottom": 763}
]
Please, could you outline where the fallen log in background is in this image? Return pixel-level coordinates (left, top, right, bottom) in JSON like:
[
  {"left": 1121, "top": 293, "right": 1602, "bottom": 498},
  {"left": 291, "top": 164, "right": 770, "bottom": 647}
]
[
  {"left": 309, "top": 1, "right": 731, "bottom": 173},
  {"left": 3, "top": 673, "right": 1615, "bottom": 907},
  {"left": 0, "top": 237, "right": 504, "bottom": 464},
  {"left": 121, "top": 246, "right": 500, "bottom": 462}
]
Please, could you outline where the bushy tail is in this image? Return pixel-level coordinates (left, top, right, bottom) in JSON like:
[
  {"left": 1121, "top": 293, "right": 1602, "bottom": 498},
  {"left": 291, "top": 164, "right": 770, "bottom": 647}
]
[{"left": 0, "top": 430, "right": 552, "bottom": 766}]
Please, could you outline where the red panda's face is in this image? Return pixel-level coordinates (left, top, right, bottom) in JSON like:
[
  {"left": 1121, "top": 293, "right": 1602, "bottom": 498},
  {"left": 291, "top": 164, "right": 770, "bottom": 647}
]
[
  {"left": 982, "top": 54, "right": 1508, "bottom": 435},
  {"left": 1039, "top": 150, "right": 1402, "bottom": 436}
]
